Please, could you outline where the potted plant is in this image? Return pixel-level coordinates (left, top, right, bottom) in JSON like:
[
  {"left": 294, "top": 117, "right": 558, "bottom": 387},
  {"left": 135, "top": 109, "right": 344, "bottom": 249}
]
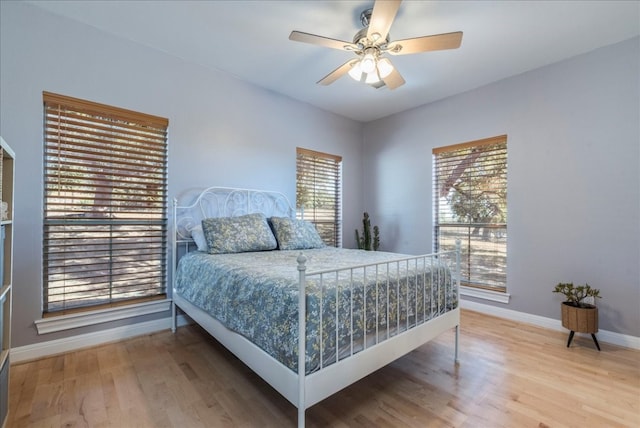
[{"left": 552, "top": 282, "right": 601, "bottom": 350}]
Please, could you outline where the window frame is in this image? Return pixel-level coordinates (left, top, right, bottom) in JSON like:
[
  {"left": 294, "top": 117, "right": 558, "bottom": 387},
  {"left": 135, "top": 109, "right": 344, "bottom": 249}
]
[
  {"left": 42, "top": 91, "right": 169, "bottom": 316},
  {"left": 296, "top": 147, "right": 342, "bottom": 247},
  {"left": 433, "top": 135, "right": 508, "bottom": 292}
]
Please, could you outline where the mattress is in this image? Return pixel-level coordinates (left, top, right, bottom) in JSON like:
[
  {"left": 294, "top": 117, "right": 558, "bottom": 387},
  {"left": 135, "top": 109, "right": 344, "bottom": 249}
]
[{"left": 174, "top": 247, "right": 457, "bottom": 373}]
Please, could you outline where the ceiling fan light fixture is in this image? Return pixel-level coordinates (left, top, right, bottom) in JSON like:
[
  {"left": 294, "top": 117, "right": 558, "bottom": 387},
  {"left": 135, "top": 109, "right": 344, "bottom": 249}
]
[
  {"left": 377, "top": 57, "right": 393, "bottom": 78},
  {"left": 348, "top": 61, "right": 364, "bottom": 81},
  {"left": 365, "top": 70, "right": 381, "bottom": 85},
  {"left": 360, "top": 52, "right": 377, "bottom": 74}
]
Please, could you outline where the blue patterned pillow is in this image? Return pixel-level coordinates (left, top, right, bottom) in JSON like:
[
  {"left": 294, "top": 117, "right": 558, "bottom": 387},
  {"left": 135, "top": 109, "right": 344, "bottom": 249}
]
[
  {"left": 202, "top": 213, "right": 277, "bottom": 254},
  {"left": 269, "top": 217, "right": 326, "bottom": 250}
]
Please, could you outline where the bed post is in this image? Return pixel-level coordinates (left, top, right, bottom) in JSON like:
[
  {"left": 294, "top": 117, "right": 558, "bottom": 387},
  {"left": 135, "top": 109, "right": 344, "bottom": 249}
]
[
  {"left": 454, "top": 239, "right": 461, "bottom": 364},
  {"left": 297, "top": 252, "right": 307, "bottom": 428},
  {"left": 171, "top": 197, "right": 178, "bottom": 334}
]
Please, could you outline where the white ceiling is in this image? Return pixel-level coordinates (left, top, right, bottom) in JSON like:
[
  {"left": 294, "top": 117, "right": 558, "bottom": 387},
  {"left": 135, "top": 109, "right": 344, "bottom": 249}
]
[{"left": 27, "top": 0, "right": 640, "bottom": 122}]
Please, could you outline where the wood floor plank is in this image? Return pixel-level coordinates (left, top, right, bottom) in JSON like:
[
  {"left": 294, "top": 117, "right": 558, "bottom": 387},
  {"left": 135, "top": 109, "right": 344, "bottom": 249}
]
[{"left": 8, "top": 309, "right": 640, "bottom": 427}]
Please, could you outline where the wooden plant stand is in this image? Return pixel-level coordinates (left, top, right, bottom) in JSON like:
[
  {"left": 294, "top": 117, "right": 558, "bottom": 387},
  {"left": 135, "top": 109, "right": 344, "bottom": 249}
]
[{"left": 561, "top": 302, "right": 600, "bottom": 351}]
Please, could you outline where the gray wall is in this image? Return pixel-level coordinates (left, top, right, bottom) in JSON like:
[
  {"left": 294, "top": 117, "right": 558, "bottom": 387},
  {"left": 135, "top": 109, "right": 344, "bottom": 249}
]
[
  {"left": 0, "top": 2, "right": 364, "bottom": 348},
  {"left": 1, "top": 1, "right": 638, "bottom": 350},
  {"left": 362, "top": 37, "right": 640, "bottom": 336}
]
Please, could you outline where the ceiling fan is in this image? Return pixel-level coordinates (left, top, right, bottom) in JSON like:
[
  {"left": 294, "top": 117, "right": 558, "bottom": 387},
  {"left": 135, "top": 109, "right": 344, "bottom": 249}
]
[{"left": 289, "top": 0, "right": 463, "bottom": 90}]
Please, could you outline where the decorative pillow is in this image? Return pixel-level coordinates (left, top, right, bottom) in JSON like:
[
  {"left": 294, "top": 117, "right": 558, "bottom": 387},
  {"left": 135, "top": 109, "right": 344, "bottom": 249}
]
[
  {"left": 190, "top": 225, "right": 208, "bottom": 252},
  {"left": 269, "top": 217, "right": 326, "bottom": 250},
  {"left": 202, "top": 213, "right": 277, "bottom": 254}
]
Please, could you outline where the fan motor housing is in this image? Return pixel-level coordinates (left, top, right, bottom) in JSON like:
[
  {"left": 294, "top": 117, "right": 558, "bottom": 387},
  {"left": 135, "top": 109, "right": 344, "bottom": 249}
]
[{"left": 353, "top": 27, "right": 390, "bottom": 48}]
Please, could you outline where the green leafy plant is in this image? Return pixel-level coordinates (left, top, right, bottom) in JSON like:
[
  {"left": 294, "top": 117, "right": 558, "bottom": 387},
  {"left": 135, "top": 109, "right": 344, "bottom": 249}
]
[
  {"left": 355, "top": 212, "right": 380, "bottom": 251},
  {"left": 553, "top": 282, "right": 601, "bottom": 308}
]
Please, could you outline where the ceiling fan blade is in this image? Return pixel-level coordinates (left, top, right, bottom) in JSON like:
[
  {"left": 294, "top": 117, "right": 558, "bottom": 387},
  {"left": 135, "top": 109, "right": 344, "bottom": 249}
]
[
  {"left": 386, "top": 31, "right": 463, "bottom": 55},
  {"left": 381, "top": 66, "right": 405, "bottom": 90},
  {"left": 289, "top": 31, "right": 358, "bottom": 51},
  {"left": 317, "top": 60, "right": 356, "bottom": 86},
  {"left": 367, "top": 0, "right": 402, "bottom": 43}
]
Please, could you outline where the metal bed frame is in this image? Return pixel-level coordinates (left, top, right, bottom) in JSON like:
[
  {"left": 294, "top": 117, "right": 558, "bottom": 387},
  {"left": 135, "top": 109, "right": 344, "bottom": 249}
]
[{"left": 171, "top": 187, "right": 461, "bottom": 427}]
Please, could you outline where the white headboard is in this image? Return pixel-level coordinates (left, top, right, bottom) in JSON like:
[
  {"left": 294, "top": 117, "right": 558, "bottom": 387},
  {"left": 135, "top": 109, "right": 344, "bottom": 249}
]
[{"left": 173, "top": 186, "right": 295, "bottom": 242}]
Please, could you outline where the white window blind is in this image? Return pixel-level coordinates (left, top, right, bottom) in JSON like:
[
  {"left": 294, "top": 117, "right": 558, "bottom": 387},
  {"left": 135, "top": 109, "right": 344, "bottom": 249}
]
[
  {"left": 433, "top": 135, "right": 507, "bottom": 291},
  {"left": 296, "top": 147, "right": 342, "bottom": 247},
  {"left": 43, "top": 92, "right": 169, "bottom": 314}
]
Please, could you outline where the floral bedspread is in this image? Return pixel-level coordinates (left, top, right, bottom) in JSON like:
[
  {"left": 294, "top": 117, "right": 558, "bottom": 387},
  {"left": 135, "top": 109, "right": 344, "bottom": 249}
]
[{"left": 174, "top": 247, "right": 457, "bottom": 373}]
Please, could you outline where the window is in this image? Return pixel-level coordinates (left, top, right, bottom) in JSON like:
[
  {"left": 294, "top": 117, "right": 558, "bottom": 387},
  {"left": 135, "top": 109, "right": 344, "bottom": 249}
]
[
  {"left": 433, "top": 135, "right": 507, "bottom": 291},
  {"left": 296, "top": 147, "right": 342, "bottom": 247},
  {"left": 43, "top": 92, "right": 168, "bottom": 314}
]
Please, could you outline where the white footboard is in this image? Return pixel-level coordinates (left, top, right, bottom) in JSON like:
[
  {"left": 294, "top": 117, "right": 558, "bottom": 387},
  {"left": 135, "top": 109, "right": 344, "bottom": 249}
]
[{"left": 294, "top": 243, "right": 461, "bottom": 426}]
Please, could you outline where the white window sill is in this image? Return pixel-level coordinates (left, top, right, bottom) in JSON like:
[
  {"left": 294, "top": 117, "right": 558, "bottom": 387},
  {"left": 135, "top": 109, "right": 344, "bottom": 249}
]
[
  {"left": 34, "top": 299, "right": 172, "bottom": 335},
  {"left": 460, "top": 285, "right": 510, "bottom": 304}
]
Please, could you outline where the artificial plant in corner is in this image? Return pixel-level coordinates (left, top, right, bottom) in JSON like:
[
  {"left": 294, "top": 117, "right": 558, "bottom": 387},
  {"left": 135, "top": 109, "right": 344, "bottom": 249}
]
[{"left": 355, "top": 212, "right": 380, "bottom": 251}]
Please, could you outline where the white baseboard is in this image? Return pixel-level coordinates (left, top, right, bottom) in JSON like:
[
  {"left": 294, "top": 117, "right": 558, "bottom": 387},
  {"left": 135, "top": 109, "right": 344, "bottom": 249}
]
[
  {"left": 460, "top": 299, "right": 640, "bottom": 350},
  {"left": 10, "top": 314, "right": 192, "bottom": 364}
]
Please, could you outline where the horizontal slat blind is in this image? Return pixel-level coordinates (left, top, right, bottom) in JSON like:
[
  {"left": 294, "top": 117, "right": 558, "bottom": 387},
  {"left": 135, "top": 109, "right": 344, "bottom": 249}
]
[
  {"left": 433, "top": 135, "right": 507, "bottom": 291},
  {"left": 43, "top": 92, "right": 168, "bottom": 313},
  {"left": 296, "top": 147, "right": 342, "bottom": 247}
]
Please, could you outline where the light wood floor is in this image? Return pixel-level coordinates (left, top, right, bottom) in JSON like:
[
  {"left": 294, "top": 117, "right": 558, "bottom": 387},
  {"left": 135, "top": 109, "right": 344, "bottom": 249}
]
[{"left": 8, "top": 310, "right": 640, "bottom": 427}]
